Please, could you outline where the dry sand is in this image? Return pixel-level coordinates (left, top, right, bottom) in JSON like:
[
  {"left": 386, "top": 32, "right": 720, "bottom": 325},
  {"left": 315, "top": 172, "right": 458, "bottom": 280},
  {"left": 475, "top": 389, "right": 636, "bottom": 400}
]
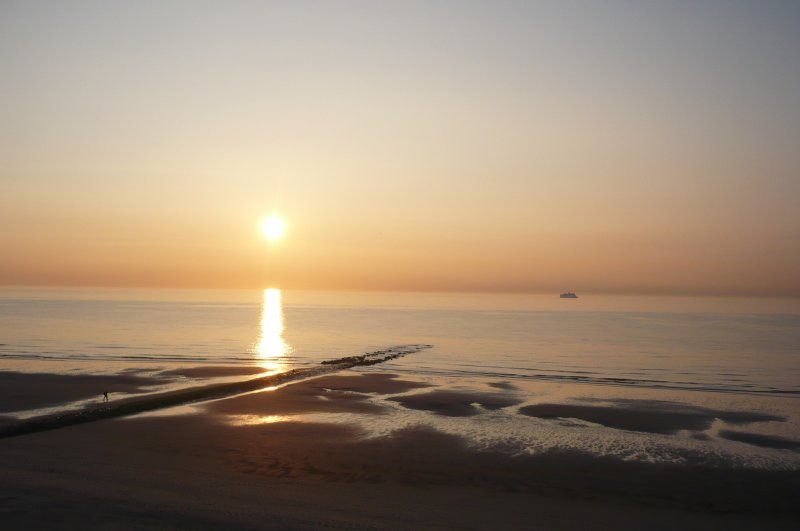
[{"left": 0, "top": 370, "right": 797, "bottom": 530}]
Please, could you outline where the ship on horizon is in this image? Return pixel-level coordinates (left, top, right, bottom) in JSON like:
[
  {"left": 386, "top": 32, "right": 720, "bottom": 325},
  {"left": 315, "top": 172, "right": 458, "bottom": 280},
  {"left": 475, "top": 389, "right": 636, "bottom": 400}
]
[{"left": 559, "top": 291, "right": 578, "bottom": 299}]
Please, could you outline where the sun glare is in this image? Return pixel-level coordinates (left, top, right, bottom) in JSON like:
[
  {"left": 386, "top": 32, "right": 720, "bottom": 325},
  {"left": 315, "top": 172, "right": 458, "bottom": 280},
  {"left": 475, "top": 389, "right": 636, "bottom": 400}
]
[
  {"left": 260, "top": 216, "right": 286, "bottom": 241},
  {"left": 255, "top": 288, "right": 290, "bottom": 371}
]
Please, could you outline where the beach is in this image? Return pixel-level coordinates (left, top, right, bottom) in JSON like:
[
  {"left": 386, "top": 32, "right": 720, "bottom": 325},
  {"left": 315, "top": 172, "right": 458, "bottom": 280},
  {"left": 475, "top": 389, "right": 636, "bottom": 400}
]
[
  {"left": 1, "top": 290, "right": 799, "bottom": 529},
  {"left": 1, "top": 366, "right": 798, "bottom": 530}
]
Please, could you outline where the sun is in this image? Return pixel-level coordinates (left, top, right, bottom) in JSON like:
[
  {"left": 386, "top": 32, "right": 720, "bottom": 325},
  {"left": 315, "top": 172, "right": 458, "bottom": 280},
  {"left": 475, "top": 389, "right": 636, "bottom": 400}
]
[{"left": 259, "top": 216, "right": 286, "bottom": 241}]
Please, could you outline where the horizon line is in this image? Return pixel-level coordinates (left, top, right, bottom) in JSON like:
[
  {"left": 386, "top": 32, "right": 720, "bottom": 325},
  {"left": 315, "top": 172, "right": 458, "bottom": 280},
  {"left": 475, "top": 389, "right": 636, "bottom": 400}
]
[{"left": 1, "top": 283, "right": 798, "bottom": 299}]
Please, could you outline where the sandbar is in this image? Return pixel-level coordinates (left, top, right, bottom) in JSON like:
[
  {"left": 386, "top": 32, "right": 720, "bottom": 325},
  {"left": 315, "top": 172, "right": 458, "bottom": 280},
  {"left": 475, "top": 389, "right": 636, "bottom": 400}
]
[{"left": 519, "top": 400, "right": 786, "bottom": 434}]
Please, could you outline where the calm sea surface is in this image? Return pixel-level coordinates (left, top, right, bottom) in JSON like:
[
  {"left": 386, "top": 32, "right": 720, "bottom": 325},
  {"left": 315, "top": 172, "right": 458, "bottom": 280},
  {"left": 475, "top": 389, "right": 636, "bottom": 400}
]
[{"left": 1, "top": 288, "right": 798, "bottom": 396}]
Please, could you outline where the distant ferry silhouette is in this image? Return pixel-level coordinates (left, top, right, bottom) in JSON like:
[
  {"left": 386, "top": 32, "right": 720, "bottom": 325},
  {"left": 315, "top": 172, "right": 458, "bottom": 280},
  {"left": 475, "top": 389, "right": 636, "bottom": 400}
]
[{"left": 559, "top": 291, "right": 578, "bottom": 299}]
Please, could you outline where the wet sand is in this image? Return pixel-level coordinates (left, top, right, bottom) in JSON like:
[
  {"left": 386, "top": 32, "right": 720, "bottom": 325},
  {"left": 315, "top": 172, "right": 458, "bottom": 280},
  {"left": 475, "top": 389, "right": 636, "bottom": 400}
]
[
  {"left": 0, "top": 370, "right": 797, "bottom": 530},
  {"left": 208, "top": 373, "right": 431, "bottom": 417},
  {"left": 0, "top": 371, "right": 164, "bottom": 412},
  {"left": 518, "top": 401, "right": 786, "bottom": 435},
  {"left": 0, "top": 346, "right": 430, "bottom": 438},
  {"left": 718, "top": 430, "right": 800, "bottom": 451},
  {"left": 388, "top": 389, "right": 524, "bottom": 417}
]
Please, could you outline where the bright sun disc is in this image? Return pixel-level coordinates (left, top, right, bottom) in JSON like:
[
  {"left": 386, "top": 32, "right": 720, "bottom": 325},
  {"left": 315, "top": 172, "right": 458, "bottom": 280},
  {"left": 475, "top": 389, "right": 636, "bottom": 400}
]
[{"left": 260, "top": 217, "right": 286, "bottom": 240}]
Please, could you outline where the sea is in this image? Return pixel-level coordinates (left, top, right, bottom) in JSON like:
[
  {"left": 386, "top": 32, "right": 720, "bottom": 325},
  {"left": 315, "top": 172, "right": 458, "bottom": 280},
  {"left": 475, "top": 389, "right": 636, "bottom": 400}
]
[
  {"left": 1, "top": 288, "right": 798, "bottom": 395},
  {"left": 2, "top": 288, "right": 799, "bottom": 469}
]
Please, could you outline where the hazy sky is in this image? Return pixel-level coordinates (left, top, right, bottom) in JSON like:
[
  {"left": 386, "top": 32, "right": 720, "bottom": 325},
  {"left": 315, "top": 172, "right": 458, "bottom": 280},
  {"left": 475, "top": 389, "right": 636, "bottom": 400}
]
[{"left": 2, "top": 1, "right": 799, "bottom": 295}]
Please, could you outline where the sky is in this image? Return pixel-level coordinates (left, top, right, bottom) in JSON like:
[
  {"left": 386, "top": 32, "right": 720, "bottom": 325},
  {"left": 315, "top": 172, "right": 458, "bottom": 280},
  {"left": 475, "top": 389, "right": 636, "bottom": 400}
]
[{"left": 1, "top": 1, "right": 799, "bottom": 296}]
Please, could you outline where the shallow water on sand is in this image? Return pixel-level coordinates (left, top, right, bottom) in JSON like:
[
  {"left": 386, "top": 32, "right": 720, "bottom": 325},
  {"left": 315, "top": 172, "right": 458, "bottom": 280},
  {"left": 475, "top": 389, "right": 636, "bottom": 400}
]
[
  {"left": 2, "top": 288, "right": 799, "bottom": 470},
  {"left": 170, "top": 370, "right": 800, "bottom": 471}
]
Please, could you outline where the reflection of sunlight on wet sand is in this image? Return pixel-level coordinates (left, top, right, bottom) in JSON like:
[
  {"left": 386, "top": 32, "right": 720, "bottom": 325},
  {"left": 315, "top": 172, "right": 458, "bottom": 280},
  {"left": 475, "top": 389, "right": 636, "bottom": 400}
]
[
  {"left": 228, "top": 414, "right": 292, "bottom": 426},
  {"left": 255, "top": 288, "right": 292, "bottom": 372},
  {"left": 125, "top": 404, "right": 205, "bottom": 419}
]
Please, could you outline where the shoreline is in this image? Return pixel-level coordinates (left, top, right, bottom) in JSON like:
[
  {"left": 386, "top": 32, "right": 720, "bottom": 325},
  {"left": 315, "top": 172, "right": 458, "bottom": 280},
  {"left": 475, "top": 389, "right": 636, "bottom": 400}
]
[{"left": 0, "top": 345, "right": 430, "bottom": 439}]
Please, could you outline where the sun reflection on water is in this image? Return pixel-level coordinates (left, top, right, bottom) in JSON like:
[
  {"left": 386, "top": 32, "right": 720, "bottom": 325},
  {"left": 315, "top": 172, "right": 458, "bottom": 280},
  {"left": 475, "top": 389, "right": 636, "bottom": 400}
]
[{"left": 255, "top": 288, "right": 291, "bottom": 372}]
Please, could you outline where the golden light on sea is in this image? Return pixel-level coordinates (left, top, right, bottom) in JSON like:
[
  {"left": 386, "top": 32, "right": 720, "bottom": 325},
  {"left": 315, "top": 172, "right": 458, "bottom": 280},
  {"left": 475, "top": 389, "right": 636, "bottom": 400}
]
[{"left": 255, "top": 288, "right": 291, "bottom": 371}]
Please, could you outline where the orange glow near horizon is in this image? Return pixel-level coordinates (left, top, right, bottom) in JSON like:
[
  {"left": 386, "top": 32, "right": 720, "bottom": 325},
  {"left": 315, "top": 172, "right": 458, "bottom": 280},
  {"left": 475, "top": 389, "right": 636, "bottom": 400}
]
[{"left": 1, "top": 3, "right": 799, "bottom": 298}]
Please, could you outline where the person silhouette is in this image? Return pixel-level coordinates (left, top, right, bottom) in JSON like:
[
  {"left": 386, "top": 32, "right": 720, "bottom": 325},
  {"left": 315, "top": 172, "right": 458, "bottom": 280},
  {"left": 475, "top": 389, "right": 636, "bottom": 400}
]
[{"left": 103, "top": 391, "right": 109, "bottom": 402}]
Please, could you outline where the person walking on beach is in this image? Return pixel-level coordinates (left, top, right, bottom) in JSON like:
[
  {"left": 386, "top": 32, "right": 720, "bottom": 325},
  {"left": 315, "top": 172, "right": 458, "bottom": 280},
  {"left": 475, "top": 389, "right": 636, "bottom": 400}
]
[{"left": 103, "top": 391, "right": 109, "bottom": 402}]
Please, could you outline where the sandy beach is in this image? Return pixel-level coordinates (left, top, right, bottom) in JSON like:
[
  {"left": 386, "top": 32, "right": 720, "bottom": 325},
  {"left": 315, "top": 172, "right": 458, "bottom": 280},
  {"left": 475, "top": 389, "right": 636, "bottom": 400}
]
[{"left": 1, "top": 369, "right": 797, "bottom": 530}]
